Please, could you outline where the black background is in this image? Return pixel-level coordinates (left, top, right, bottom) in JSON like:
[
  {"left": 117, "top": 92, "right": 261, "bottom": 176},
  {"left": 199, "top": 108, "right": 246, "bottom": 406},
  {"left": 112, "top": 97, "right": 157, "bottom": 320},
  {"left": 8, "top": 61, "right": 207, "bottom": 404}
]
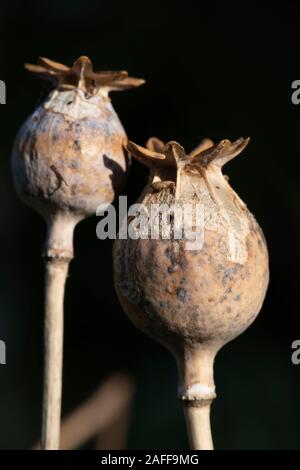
[{"left": 0, "top": 0, "right": 299, "bottom": 450}]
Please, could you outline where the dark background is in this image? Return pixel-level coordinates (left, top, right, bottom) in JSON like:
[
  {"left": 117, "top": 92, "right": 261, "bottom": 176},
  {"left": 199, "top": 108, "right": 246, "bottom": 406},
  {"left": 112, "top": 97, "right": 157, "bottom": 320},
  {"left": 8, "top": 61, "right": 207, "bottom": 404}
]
[{"left": 0, "top": 0, "right": 299, "bottom": 450}]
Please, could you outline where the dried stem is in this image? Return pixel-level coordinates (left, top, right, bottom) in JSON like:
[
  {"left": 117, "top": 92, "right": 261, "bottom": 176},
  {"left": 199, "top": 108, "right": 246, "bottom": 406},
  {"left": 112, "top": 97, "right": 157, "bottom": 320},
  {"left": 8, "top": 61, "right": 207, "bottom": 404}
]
[
  {"left": 175, "top": 345, "right": 217, "bottom": 451},
  {"left": 94, "top": 400, "right": 132, "bottom": 450},
  {"left": 35, "top": 373, "right": 134, "bottom": 450},
  {"left": 61, "top": 374, "right": 134, "bottom": 450},
  {"left": 183, "top": 403, "right": 213, "bottom": 450},
  {"left": 41, "top": 214, "right": 77, "bottom": 450}
]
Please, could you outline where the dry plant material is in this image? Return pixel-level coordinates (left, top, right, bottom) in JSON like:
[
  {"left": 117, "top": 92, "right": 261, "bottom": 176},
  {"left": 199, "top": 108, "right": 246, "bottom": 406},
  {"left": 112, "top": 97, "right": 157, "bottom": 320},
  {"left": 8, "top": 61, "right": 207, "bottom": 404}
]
[
  {"left": 113, "top": 136, "right": 269, "bottom": 450},
  {"left": 33, "top": 373, "right": 134, "bottom": 450},
  {"left": 11, "top": 56, "right": 144, "bottom": 450}
]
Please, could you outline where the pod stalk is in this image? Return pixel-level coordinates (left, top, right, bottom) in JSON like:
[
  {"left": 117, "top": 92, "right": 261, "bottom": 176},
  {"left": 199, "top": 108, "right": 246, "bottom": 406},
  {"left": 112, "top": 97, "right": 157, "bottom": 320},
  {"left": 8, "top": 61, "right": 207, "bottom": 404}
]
[
  {"left": 41, "top": 215, "right": 76, "bottom": 449},
  {"left": 175, "top": 345, "right": 217, "bottom": 450}
]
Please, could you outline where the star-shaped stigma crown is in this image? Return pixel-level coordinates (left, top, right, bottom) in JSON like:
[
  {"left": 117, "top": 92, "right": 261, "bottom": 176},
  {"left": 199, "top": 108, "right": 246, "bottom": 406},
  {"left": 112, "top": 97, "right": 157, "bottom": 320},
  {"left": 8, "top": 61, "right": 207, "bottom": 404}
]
[
  {"left": 126, "top": 136, "right": 250, "bottom": 170},
  {"left": 25, "top": 56, "right": 145, "bottom": 95}
]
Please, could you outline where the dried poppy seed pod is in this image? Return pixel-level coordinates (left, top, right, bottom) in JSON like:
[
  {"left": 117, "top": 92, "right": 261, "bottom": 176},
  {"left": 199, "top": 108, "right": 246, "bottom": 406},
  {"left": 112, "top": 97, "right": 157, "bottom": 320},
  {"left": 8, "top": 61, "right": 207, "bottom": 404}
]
[
  {"left": 12, "top": 56, "right": 145, "bottom": 257},
  {"left": 11, "top": 56, "right": 144, "bottom": 450},
  {"left": 113, "top": 136, "right": 269, "bottom": 450}
]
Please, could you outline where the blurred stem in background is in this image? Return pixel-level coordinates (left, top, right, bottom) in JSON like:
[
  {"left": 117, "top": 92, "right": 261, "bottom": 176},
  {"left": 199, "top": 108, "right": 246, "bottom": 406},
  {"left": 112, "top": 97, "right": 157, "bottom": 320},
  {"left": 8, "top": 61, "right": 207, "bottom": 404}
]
[{"left": 34, "top": 373, "right": 135, "bottom": 450}]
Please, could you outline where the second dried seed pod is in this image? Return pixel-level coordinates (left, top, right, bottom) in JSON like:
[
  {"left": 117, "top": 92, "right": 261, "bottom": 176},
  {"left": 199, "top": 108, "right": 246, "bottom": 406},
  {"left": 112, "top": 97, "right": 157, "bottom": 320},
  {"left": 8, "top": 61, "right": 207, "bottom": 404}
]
[
  {"left": 13, "top": 56, "right": 145, "bottom": 232},
  {"left": 113, "top": 136, "right": 269, "bottom": 450},
  {"left": 12, "top": 56, "right": 144, "bottom": 449}
]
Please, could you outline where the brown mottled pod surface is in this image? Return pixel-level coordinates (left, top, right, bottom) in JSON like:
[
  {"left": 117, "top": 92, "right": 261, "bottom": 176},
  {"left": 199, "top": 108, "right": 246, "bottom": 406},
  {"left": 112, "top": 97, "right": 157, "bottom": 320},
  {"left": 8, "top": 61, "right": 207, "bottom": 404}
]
[
  {"left": 12, "top": 56, "right": 145, "bottom": 225},
  {"left": 11, "top": 56, "right": 144, "bottom": 450},
  {"left": 113, "top": 136, "right": 269, "bottom": 449}
]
